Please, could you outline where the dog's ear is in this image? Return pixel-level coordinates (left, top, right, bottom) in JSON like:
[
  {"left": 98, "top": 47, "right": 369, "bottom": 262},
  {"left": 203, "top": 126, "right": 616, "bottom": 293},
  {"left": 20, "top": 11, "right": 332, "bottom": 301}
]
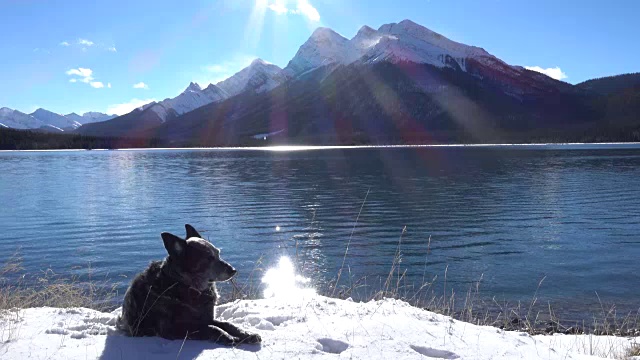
[
  {"left": 161, "top": 232, "right": 186, "bottom": 258},
  {"left": 185, "top": 224, "right": 202, "bottom": 239}
]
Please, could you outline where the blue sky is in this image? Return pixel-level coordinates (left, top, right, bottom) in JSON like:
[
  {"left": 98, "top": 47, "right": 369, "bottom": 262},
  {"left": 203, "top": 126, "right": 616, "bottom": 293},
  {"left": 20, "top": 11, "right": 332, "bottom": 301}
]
[{"left": 1, "top": 0, "right": 638, "bottom": 115}]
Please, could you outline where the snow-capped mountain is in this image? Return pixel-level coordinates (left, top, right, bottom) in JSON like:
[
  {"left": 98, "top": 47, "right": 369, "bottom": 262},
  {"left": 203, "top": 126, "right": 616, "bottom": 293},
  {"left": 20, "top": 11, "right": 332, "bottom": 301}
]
[
  {"left": 107, "top": 59, "right": 287, "bottom": 123},
  {"left": 0, "top": 108, "right": 116, "bottom": 131},
  {"left": 147, "top": 82, "right": 228, "bottom": 122},
  {"left": 368, "top": 20, "right": 493, "bottom": 69},
  {"left": 284, "top": 27, "right": 354, "bottom": 76},
  {"left": 30, "top": 108, "right": 82, "bottom": 130},
  {"left": 0, "top": 107, "right": 46, "bottom": 129},
  {"left": 284, "top": 19, "right": 501, "bottom": 77},
  {"left": 67, "top": 112, "right": 117, "bottom": 124},
  {"left": 217, "top": 58, "right": 288, "bottom": 98}
]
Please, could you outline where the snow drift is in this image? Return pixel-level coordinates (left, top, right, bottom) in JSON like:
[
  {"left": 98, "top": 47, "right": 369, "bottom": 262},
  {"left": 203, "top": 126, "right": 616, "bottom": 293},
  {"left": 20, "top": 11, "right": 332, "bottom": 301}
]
[{"left": 1, "top": 294, "right": 637, "bottom": 359}]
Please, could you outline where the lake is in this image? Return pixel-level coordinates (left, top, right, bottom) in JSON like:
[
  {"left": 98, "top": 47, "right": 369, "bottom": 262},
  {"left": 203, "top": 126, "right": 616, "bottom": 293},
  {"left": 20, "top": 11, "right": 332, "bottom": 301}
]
[{"left": 1, "top": 145, "right": 639, "bottom": 321}]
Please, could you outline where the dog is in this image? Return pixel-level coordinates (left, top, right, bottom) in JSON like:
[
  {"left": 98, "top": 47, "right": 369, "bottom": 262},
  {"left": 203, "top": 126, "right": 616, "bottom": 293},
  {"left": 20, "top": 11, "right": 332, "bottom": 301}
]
[{"left": 118, "top": 224, "right": 261, "bottom": 345}]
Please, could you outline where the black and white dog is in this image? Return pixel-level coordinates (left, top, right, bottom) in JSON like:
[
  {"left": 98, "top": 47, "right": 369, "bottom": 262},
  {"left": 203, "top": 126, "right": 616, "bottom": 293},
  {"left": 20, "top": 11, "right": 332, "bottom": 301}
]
[{"left": 118, "top": 224, "right": 261, "bottom": 345}]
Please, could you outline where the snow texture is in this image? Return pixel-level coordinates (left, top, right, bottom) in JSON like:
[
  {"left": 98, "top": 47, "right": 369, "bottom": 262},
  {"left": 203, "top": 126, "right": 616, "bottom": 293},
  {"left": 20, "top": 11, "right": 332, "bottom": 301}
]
[
  {"left": 146, "top": 58, "right": 288, "bottom": 122},
  {"left": 150, "top": 83, "right": 228, "bottom": 121},
  {"left": 0, "top": 107, "right": 46, "bottom": 129},
  {"left": 284, "top": 19, "right": 507, "bottom": 77},
  {"left": 0, "top": 107, "right": 116, "bottom": 130},
  {"left": 30, "top": 108, "right": 82, "bottom": 130},
  {"left": 1, "top": 295, "right": 636, "bottom": 359},
  {"left": 217, "top": 58, "right": 288, "bottom": 98}
]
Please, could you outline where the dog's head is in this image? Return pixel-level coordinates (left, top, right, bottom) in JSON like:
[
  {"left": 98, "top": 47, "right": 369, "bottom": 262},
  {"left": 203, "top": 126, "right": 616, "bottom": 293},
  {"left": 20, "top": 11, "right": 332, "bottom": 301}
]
[{"left": 160, "top": 224, "right": 237, "bottom": 288}]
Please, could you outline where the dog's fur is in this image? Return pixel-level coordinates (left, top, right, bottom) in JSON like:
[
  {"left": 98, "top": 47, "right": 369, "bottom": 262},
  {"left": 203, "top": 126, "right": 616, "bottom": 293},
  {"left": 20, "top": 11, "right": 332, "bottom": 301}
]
[{"left": 118, "top": 224, "right": 261, "bottom": 345}]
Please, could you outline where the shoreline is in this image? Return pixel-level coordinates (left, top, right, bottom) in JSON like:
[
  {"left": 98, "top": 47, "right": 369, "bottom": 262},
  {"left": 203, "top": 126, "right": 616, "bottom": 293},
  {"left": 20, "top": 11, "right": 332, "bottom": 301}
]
[
  {"left": 2, "top": 141, "right": 640, "bottom": 153},
  {"left": 2, "top": 295, "right": 639, "bottom": 359}
]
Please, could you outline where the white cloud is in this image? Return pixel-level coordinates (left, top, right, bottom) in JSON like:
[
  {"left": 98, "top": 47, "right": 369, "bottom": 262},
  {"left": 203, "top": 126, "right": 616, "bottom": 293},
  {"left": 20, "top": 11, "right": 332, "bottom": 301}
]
[
  {"left": 293, "top": 0, "right": 320, "bottom": 22},
  {"left": 78, "top": 38, "right": 94, "bottom": 46},
  {"left": 268, "top": 1, "right": 289, "bottom": 14},
  {"left": 525, "top": 66, "right": 568, "bottom": 81},
  {"left": 107, "top": 83, "right": 112, "bottom": 88},
  {"left": 66, "top": 67, "right": 93, "bottom": 78},
  {"left": 66, "top": 67, "right": 109, "bottom": 88},
  {"left": 133, "top": 82, "right": 149, "bottom": 89},
  {"left": 106, "top": 98, "right": 156, "bottom": 116},
  {"left": 60, "top": 41, "right": 70, "bottom": 47},
  {"left": 107, "top": 46, "right": 117, "bottom": 52},
  {"left": 265, "top": 0, "right": 320, "bottom": 22},
  {"left": 66, "top": 67, "right": 94, "bottom": 83}
]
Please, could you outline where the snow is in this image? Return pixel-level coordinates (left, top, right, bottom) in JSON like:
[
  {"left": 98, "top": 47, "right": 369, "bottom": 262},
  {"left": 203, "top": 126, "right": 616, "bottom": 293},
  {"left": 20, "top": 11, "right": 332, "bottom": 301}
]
[
  {"left": 216, "top": 58, "right": 288, "bottom": 98},
  {"left": 1, "top": 297, "right": 637, "bottom": 359},
  {"left": 0, "top": 107, "right": 46, "bottom": 129},
  {"left": 30, "top": 108, "right": 81, "bottom": 130},
  {"left": 0, "top": 107, "right": 114, "bottom": 131},
  {"left": 77, "top": 112, "right": 117, "bottom": 124},
  {"left": 284, "top": 19, "right": 514, "bottom": 77},
  {"left": 151, "top": 83, "right": 228, "bottom": 121},
  {"left": 251, "top": 129, "right": 285, "bottom": 140},
  {"left": 284, "top": 27, "right": 355, "bottom": 76}
]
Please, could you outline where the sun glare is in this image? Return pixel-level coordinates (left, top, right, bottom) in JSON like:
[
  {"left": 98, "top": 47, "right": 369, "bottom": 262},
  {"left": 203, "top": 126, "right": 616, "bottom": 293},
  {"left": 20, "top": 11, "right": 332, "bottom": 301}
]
[{"left": 262, "top": 256, "right": 316, "bottom": 298}]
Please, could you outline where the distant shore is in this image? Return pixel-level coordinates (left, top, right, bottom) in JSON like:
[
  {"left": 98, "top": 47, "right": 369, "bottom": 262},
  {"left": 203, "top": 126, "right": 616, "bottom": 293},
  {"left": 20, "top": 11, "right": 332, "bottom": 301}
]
[{"left": 2, "top": 141, "right": 640, "bottom": 152}]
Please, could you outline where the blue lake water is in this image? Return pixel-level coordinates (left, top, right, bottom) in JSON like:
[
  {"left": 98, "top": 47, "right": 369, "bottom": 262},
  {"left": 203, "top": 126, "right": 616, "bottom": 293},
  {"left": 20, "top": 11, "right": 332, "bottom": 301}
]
[{"left": 1, "top": 145, "right": 639, "bottom": 320}]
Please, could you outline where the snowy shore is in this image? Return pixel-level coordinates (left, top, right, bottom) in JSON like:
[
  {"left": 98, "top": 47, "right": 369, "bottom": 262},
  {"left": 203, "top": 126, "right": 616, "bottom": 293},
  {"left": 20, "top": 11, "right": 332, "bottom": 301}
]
[{"left": 1, "top": 294, "right": 638, "bottom": 360}]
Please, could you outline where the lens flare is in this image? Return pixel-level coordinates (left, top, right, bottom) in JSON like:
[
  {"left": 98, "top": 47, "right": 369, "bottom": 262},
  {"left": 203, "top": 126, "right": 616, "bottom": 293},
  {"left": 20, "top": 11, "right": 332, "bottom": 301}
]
[{"left": 262, "top": 256, "right": 316, "bottom": 298}]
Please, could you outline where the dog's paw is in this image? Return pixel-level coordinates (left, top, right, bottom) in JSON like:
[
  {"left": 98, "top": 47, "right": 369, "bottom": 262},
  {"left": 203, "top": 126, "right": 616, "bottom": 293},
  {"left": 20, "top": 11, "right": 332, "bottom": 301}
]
[
  {"left": 214, "top": 333, "right": 239, "bottom": 346},
  {"left": 242, "top": 333, "right": 262, "bottom": 344}
]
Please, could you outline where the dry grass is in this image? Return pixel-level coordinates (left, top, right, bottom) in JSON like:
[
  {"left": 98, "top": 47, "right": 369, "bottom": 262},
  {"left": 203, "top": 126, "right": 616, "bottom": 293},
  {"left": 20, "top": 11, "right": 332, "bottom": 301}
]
[
  {"left": 626, "top": 342, "right": 640, "bottom": 359},
  {"left": 0, "top": 250, "right": 117, "bottom": 312},
  {"left": 2, "top": 217, "right": 639, "bottom": 341},
  {"left": 222, "top": 222, "right": 640, "bottom": 338}
]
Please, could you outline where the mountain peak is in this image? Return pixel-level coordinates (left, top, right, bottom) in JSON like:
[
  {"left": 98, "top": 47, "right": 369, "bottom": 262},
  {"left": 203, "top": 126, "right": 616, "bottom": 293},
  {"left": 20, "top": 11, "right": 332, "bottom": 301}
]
[
  {"left": 356, "top": 25, "right": 377, "bottom": 37},
  {"left": 310, "top": 27, "right": 348, "bottom": 42},
  {"left": 250, "top": 58, "right": 270, "bottom": 66},
  {"left": 32, "top": 108, "right": 61, "bottom": 116},
  {"left": 185, "top": 82, "right": 202, "bottom": 93},
  {"left": 378, "top": 19, "right": 437, "bottom": 36},
  {"left": 216, "top": 59, "right": 286, "bottom": 98}
]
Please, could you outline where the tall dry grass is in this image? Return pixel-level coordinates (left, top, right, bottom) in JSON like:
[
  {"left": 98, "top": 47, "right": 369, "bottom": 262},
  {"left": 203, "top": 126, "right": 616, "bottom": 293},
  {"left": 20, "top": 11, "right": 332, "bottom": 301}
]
[{"left": 0, "top": 250, "right": 117, "bottom": 311}]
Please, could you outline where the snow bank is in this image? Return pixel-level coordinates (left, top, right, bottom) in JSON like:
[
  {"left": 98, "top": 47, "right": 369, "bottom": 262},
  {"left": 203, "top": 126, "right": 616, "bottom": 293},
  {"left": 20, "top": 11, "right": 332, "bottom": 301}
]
[{"left": 1, "top": 295, "right": 637, "bottom": 359}]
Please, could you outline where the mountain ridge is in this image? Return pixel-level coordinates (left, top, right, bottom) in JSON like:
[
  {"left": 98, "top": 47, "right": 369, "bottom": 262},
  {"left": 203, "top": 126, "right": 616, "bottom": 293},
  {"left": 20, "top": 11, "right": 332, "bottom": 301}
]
[{"left": 3, "top": 19, "right": 638, "bottom": 146}]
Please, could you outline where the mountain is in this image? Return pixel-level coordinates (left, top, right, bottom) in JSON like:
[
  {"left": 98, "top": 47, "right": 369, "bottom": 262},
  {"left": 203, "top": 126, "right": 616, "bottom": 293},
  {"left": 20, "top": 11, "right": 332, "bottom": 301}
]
[
  {"left": 77, "top": 58, "right": 289, "bottom": 135},
  {"left": 282, "top": 19, "right": 572, "bottom": 99},
  {"left": 66, "top": 112, "right": 117, "bottom": 124},
  {"left": 284, "top": 20, "right": 501, "bottom": 76},
  {"left": 217, "top": 59, "right": 288, "bottom": 97},
  {"left": 0, "top": 107, "right": 117, "bottom": 132},
  {"left": 284, "top": 27, "right": 354, "bottom": 76},
  {"left": 0, "top": 108, "right": 45, "bottom": 129},
  {"left": 151, "top": 58, "right": 599, "bottom": 146},
  {"left": 37, "top": 19, "right": 640, "bottom": 145},
  {"left": 577, "top": 73, "right": 640, "bottom": 95},
  {"left": 73, "top": 103, "right": 176, "bottom": 138},
  {"left": 148, "top": 82, "right": 228, "bottom": 121},
  {"left": 30, "top": 108, "right": 81, "bottom": 130}
]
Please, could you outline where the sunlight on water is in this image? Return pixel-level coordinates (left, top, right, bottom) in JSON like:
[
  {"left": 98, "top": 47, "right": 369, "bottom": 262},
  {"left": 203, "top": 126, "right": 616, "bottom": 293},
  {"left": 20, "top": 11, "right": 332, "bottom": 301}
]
[{"left": 262, "top": 257, "right": 316, "bottom": 299}]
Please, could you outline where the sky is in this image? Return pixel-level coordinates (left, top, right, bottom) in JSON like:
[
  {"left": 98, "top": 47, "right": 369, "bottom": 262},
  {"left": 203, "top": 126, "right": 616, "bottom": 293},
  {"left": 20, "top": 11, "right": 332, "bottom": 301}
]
[{"left": 1, "top": 0, "right": 639, "bottom": 116}]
